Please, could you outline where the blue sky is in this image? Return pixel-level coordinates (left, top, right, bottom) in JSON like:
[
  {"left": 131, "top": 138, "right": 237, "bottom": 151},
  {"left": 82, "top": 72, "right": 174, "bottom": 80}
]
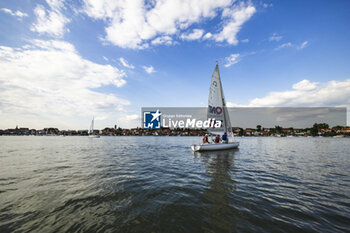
[{"left": 0, "top": 0, "right": 349, "bottom": 129}]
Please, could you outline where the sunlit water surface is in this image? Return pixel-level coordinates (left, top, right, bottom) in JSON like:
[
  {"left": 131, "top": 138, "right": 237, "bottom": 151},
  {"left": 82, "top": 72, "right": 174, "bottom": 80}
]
[{"left": 0, "top": 136, "right": 349, "bottom": 232}]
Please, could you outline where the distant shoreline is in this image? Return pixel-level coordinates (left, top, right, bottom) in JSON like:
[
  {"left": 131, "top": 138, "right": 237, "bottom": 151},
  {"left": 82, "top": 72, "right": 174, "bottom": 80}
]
[
  {"left": 1, "top": 123, "right": 349, "bottom": 137},
  {"left": 0, "top": 135, "right": 349, "bottom": 138}
]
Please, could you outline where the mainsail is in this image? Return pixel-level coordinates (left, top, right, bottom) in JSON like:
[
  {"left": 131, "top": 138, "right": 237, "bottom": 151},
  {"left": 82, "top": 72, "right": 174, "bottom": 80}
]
[
  {"left": 89, "top": 117, "right": 94, "bottom": 135},
  {"left": 207, "top": 63, "right": 233, "bottom": 138}
]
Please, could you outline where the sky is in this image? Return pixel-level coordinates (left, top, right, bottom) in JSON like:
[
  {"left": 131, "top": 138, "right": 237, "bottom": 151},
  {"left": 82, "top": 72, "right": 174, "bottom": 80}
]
[{"left": 0, "top": 0, "right": 349, "bottom": 129}]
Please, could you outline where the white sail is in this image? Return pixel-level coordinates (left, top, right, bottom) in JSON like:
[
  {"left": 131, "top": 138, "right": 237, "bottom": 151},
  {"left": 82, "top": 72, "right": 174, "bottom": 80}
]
[
  {"left": 207, "top": 63, "right": 233, "bottom": 138},
  {"left": 89, "top": 117, "right": 94, "bottom": 135},
  {"left": 88, "top": 116, "right": 100, "bottom": 138}
]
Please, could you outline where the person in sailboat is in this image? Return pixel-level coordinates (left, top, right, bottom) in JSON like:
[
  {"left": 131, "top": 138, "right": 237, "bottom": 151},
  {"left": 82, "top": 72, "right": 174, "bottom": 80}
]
[
  {"left": 214, "top": 135, "right": 220, "bottom": 143},
  {"left": 222, "top": 132, "right": 228, "bottom": 144},
  {"left": 202, "top": 134, "right": 209, "bottom": 144}
]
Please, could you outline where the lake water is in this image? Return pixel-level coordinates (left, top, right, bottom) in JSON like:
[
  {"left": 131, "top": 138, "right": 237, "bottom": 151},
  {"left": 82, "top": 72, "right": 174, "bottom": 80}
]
[{"left": 0, "top": 136, "right": 349, "bottom": 232}]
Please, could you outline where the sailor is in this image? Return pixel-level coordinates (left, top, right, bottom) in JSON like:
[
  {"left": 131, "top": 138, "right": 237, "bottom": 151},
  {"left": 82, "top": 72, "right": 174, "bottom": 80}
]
[
  {"left": 222, "top": 132, "right": 228, "bottom": 143},
  {"left": 202, "top": 134, "right": 209, "bottom": 144},
  {"left": 215, "top": 135, "right": 220, "bottom": 143}
]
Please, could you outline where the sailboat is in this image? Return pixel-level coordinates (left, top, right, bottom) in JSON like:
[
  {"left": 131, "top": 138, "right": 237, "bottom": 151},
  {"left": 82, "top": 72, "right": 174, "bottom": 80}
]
[
  {"left": 191, "top": 62, "right": 239, "bottom": 152},
  {"left": 88, "top": 116, "right": 100, "bottom": 138}
]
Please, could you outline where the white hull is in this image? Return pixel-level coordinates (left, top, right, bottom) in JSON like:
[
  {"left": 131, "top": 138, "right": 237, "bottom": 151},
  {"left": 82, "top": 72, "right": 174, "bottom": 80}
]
[
  {"left": 88, "top": 135, "right": 100, "bottom": 138},
  {"left": 191, "top": 142, "right": 239, "bottom": 152}
]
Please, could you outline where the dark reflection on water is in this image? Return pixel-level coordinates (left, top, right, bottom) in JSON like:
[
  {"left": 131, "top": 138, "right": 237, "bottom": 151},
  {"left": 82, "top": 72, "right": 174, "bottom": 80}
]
[
  {"left": 0, "top": 136, "right": 349, "bottom": 233},
  {"left": 197, "top": 150, "right": 237, "bottom": 232}
]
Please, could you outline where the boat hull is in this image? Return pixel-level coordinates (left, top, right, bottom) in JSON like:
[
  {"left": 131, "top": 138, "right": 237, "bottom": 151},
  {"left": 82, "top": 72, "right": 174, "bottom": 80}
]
[
  {"left": 191, "top": 142, "right": 239, "bottom": 152},
  {"left": 88, "top": 135, "right": 100, "bottom": 138}
]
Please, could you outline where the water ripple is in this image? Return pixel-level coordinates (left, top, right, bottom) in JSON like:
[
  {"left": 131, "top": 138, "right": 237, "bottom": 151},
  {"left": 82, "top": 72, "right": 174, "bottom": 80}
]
[{"left": 0, "top": 136, "right": 349, "bottom": 232}]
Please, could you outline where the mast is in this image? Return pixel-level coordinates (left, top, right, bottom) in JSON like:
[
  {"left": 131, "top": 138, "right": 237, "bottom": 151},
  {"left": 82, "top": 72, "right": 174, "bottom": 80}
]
[
  {"left": 217, "top": 64, "right": 233, "bottom": 137},
  {"left": 217, "top": 63, "right": 227, "bottom": 131}
]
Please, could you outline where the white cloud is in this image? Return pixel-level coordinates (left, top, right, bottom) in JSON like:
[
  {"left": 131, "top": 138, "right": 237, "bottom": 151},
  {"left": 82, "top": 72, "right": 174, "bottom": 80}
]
[
  {"left": 119, "top": 57, "right": 135, "bottom": 69},
  {"left": 226, "top": 102, "right": 245, "bottom": 107},
  {"left": 203, "top": 32, "right": 213, "bottom": 40},
  {"left": 292, "top": 79, "right": 317, "bottom": 91},
  {"left": 46, "top": 0, "right": 65, "bottom": 10},
  {"left": 142, "top": 65, "right": 155, "bottom": 74},
  {"left": 102, "top": 56, "right": 109, "bottom": 61},
  {"left": 212, "top": 2, "right": 256, "bottom": 45},
  {"left": 275, "top": 42, "right": 292, "bottom": 50},
  {"left": 31, "top": 0, "right": 70, "bottom": 37},
  {"left": 224, "top": 53, "right": 241, "bottom": 67},
  {"left": 241, "top": 38, "right": 249, "bottom": 43},
  {"left": 275, "top": 41, "right": 309, "bottom": 50},
  {"left": 297, "top": 40, "right": 309, "bottom": 50},
  {"left": 0, "top": 40, "right": 129, "bottom": 129},
  {"left": 248, "top": 79, "right": 350, "bottom": 107},
  {"left": 81, "top": 0, "right": 255, "bottom": 49},
  {"left": 269, "top": 33, "right": 282, "bottom": 42},
  {"left": 151, "top": 36, "right": 173, "bottom": 46},
  {"left": 94, "top": 115, "right": 109, "bottom": 121},
  {"left": 227, "top": 79, "right": 350, "bottom": 124},
  {"left": 180, "top": 29, "right": 204, "bottom": 41},
  {"left": 1, "top": 8, "right": 28, "bottom": 19},
  {"left": 263, "top": 3, "right": 273, "bottom": 8},
  {"left": 124, "top": 114, "right": 140, "bottom": 128}
]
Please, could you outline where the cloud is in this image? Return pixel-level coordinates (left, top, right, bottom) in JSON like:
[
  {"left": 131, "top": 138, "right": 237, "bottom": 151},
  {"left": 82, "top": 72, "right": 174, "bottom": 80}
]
[
  {"left": 275, "top": 42, "right": 292, "bottom": 50},
  {"left": 31, "top": 0, "right": 70, "bottom": 37},
  {"left": 263, "top": 3, "right": 273, "bottom": 8},
  {"left": 241, "top": 38, "right": 249, "bottom": 43},
  {"left": 123, "top": 114, "right": 140, "bottom": 128},
  {"left": 203, "top": 32, "right": 213, "bottom": 39},
  {"left": 227, "top": 79, "right": 350, "bottom": 125},
  {"left": 81, "top": 0, "right": 255, "bottom": 49},
  {"left": 269, "top": 33, "right": 282, "bottom": 42},
  {"left": 297, "top": 40, "right": 309, "bottom": 50},
  {"left": 275, "top": 41, "right": 309, "bottom": 50},
  {"left": 292, "top": 79, "right": 317, "bottom": 91},
  {"left": 1, "top": 8, "right": 28, "bottom": 19},
  {"left": 212, "top": 2, "right": 256, "bottom": 45},
  {"left": 180, "top": 29, "right": 204, "bottom": 41},
  {"left": 0, "top": 40, "right": 129, "bottom": 129},
  {"left": 142, "top": 65, "right": 155, "bottom": 74},
  {"left": 223, "top": 51, "right": 257, "bottom": 67},
  {"left": 224, "top": 53, "right": 241, "bottom": 67},
  {"left": 102, "top": 56, "right": 109, "bottom": 61},
  {"left": 119, "top": 57, "right": 135, "bottom": 69},
  {"left": 151, "top": 36, "right": 173, "bottom": 46},
  {"left": 226, "top": 102, "right": 245, "bottom": 107},
  {"left": 248, "top": 79, "right": 350, "bottom": 107}
]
